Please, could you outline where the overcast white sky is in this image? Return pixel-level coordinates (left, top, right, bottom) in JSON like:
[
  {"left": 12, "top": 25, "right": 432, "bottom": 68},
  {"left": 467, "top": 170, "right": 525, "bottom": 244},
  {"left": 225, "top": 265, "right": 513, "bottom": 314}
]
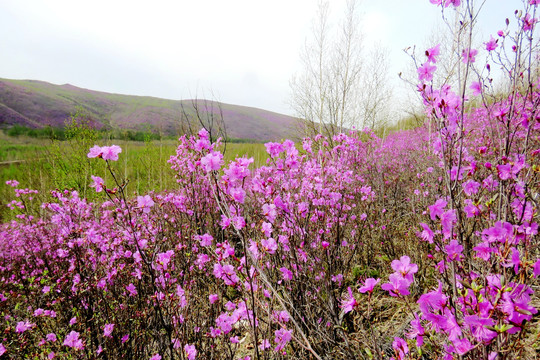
[{"left": 0, "top": 0, "right": 522, "bottom": 116}]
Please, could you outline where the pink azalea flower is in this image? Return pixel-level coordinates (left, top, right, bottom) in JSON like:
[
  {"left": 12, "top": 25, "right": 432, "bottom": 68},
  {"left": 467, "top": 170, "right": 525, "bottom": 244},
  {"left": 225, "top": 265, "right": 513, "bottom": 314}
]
[
  {"left": 426, "top": 44, "right": 441, "bottom": 63},
  {"left": 417, "top": 282, "right": 447, "bottom": 314},
  {"left": 87, "top": 145, "right": 122, "bottom": 160},
  {"left": 418, "top": 62, "right": 437, "bottom": 82},
  {"left": 259, "top": 339, "right": 271, "bottom": 351},
  {"left": 156, "top": 250, "right": 174, "bottom": 270},
  {"left": 261, "top": 237, "right": 277, "bottom": 254},
  {"left": 497, "top": 163, "right": 513, "bottom": 180},
  {"left": 213, "top": 263, "right": 239, "bottom": 286},
  {"left": 407, "top": 315, "right": 425, "bottom": 347},
  {"left": 262, "top": 203, "right": 277, "bottom": 222},
  {"left": 103, "top": 323, "right": 114, "bottom": 338},
  {"left": 232, "top": 216, "right": 245, "bottom": 230},
  {"left": 391, "top": 256, "right": 418, "bottom": 282},
  {"left": 279, "top": 267, "right": 293, "bottom": 281},
  {"left": 470, "top": 81, "right": 482, "bottom": 96},
  {"left": 463, "top": 315, "right": 496, "bottom": 342},
  {"left": 445, "top": 0, "right": 461, "bottom": 6},
  {"left": 46, "top": 333, "right": 57, "bottom": 342},
  {"left": 382, "top": 273, "right": 411, "bottom": 297},
  {"left": 534, "top": 259, "right": 540, "bottom": 277},
  {"left": 229, "top": 187, "right": 246, "bottom": 203},
  {"left": 429, "top": 199, "right": 447, "bottom": 221},
  {"left": 63, "top": 331, "right": 84, "bottom": 350},
  {"left": 485, "top": 35, "right": 498, "bottom": 51},
  {"left": 462, "top": 180, "right": 480, "bottom": 196},
  {"left": 198, "top": 234, "right": 213, "bottom": 247},
  {"left": 359, "top": 278, "right": 380, "bottom": 293},
  {"left": 273, "top": 310, "right": 290, "bottom": 323},
  {"left": 184, "top": 344, "right": 197, "bottom": 360},
  {"left": 440, "top": 209, "right": 457, "bottom": 239},
  {"left": 445, "top": 240, "right": 464, "bottom": 262},
  {"left": 137, "top": 195, "right": 155, "bottom": 213},
  {"left": 200, "top": 151, "right": 223, "bottom": 172},
  {"left": 462, "top": 48, "right": 478, "bottom": 63},
  {"left": 522, "top": 13, "right": 537, "bottom": 31},
  {"left": 392, "top": 337, "right": 409, "bottom": 359},
  {"left": 5, "top": 179, "right": 19, "bottom": 187},
  {"left": 473, "top": 241, "right": 493, "bottom": 261},
  {"left": 0, "top": 344, "right": 5, "bottom": 356},
  {"left": 90, "top": 175, "right": 105, "bottom": 193},
  {"left": 150, "top": 354, "right": 161, "bottom": 360},
  {"left": 209, "top": 294, "right": 219, "bottom": 304},
  {"left": 274, "top": 328, "right": 292, "bottom": 352},
  {"left": 341, "top": 287, "right": 358, "bottom": 313},
  {"left": 417, "top": 223, "right": 434, "bottom": 243},
  {"left": 16, "top": 320, "right": 34, "bottom": 333},
  {"left": 265, "top": 142, "right": 284, "bottom": 158},
  {"left": 502, "top": 247, "right": 521, "bottom": 274},
  {"left": 453, "top": 337, "right": 473, "bottom": 355},
  {"left": 194, "top": 138, "right": 211, "bottom": 152},
  {"left": 126, "top": 283, "right": 137, "bottom": 296},
  {"left": 87, "top": 145, "right": 103, "bottom": 158},
  {"left": 101, "top": 145, "right": 122, "bottom": 161}
]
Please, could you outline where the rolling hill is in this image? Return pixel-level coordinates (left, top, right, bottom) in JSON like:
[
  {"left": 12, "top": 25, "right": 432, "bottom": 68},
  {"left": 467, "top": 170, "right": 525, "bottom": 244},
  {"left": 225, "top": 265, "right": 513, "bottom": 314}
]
[{"left": 0, "top": 78, "right": 301, "bottom": 142}]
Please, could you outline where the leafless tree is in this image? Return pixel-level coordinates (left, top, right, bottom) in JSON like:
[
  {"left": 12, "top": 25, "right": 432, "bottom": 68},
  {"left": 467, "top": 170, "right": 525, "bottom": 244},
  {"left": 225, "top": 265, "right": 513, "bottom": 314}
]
[
  {"left": 290, "top": 0, "right": 393, "bottom": 140},
  {"left": 178, "top": 91, "right": 228, "bottom": 150},
  {"left": 358, "top": 45, "right": 393, "bottom": 131},
  {"left": 290, "top": 0, "right": 331, "bottom": 138}
]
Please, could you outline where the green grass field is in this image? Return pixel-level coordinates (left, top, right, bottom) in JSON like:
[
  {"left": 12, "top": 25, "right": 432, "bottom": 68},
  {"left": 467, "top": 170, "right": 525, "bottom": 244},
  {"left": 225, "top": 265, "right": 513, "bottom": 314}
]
[{"left": 0, "top": 131, "right": 268, "bottom": 222}]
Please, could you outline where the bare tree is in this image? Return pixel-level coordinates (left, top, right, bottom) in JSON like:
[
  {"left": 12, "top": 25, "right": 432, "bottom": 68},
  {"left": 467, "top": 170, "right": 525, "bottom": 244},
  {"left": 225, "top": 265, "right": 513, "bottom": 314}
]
[
  {"left": 178, "top": 91, "right": 228, "bottom": 149},
  {"left": 290, "top": 0, "right": 331, "bottom": 138},
  {"left": 290, "top": 0, "right": 392, "bottom": 140},
  {"left": 358, "top": 45, "right": 393, "bottom": 131}
]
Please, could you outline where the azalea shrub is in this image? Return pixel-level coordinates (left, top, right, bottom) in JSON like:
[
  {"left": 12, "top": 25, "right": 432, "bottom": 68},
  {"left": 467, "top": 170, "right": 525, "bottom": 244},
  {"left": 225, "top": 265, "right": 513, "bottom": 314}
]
[{"left": 1, "top": 0, "right": 540, "bottom": 359}]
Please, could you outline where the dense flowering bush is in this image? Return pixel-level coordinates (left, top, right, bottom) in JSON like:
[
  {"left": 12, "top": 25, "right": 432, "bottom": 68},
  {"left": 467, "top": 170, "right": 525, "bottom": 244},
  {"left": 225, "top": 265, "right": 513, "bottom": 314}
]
[{"left": 1, "top": 0, "right": 539, "bottom": 359}]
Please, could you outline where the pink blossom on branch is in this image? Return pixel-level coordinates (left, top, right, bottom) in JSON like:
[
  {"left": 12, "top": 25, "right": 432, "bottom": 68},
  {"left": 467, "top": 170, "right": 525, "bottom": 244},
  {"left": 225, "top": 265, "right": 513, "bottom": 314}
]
[
  {"left": 87, "top": 145, "right": 103, "bottom": 158},
  {"left": 63, "top": 331, "right": 84, "bottom": 350},
  {"left": 103, "top": 323, "right": 114, "bottom": 338},
  {"left": 417, "top": 223, "right": 434, "bottom": 243},
  {"left": 274, "top": 328, "right": 292, "bottom": 352},
  {"left": 102, "top": 145, "right": 122, "bottom": 161},
  {"left": 341, "top": 287, "right": 358, "bottom": 314},
  {"left": 485, "top": 35, "right": 498, "bottom": 51},
  {"left": 391, "top": 256, "right": 418, "bottom": 282},
  {"left": 462, "top": 48, "right": 478, "bottom": 63},
  {"left": 90, "top": 175, "right": 105, "bottom": 193},
  {"left": 470, "top": 81, "right": 482, "bottom": 96},
  {"left": 382, "top": 273, "right": 411, "bottom": 297},
  {"left": 184, "top": 344, "right": 197, "bottom": 360},
  {"left": 418, "top": 62, "right": 437, "bottom": 82},
  {"left": 87, "top": 145, "right": 122, "bottom": 161},
  {"left": 137, "top": 195, "right": 155, "bottom": 213},
  {"left": 445, "top": 240, "right": 464, "bottom": 262},
  {"left": 426, "top": 44, "right": 441, "bottom": 63},
  {"left": 200, "top": 151, "right": 224, "bottom": 172},
  {"left": 359, "top": 278, "right": 380, "bottom": 293}
]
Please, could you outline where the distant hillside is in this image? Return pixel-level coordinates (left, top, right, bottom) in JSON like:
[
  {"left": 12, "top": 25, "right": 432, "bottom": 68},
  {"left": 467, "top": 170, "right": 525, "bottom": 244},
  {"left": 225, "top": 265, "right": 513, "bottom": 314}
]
[{"left": 0, "top": 78, "right": 301, "bottom": 142}]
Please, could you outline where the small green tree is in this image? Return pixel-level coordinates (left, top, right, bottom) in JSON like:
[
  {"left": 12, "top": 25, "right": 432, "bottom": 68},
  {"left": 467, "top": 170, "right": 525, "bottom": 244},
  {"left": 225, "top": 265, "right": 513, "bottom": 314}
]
[{"left": 48, "top": 108, "right": 102, "bottom": 197}]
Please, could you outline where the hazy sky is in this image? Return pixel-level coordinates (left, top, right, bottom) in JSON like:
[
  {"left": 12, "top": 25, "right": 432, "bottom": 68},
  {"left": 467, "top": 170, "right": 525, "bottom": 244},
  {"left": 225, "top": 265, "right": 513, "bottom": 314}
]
[{"left": 0, "top": 0, "right": 522, "bottom": 116}]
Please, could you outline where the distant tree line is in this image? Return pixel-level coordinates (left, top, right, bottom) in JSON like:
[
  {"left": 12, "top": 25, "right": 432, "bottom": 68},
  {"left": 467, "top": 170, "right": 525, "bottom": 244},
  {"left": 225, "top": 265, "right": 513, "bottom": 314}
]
[
  {"left": 2, "top": 124, "right": 266, "bottom": 144},
  {"left": 2, "top": 124, "right": 166, "bottom": 142}
]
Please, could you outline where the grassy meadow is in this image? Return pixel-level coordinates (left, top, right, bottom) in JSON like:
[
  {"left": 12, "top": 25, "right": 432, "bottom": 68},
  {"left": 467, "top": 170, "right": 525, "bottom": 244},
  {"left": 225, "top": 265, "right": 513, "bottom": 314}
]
[{"left": 0, "top": 130, "right": 268, "bottom": 222}]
